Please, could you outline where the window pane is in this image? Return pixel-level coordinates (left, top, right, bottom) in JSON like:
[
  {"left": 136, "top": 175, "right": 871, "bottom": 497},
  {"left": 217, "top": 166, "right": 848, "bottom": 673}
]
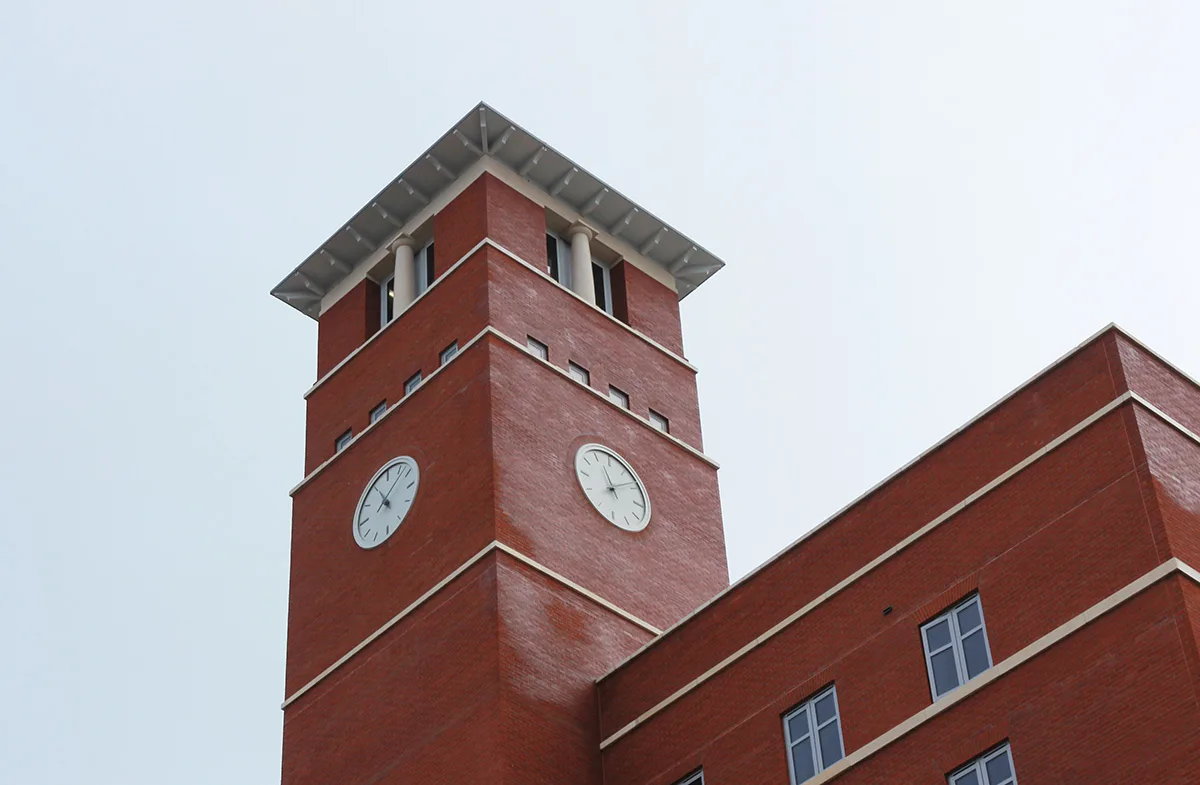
[
  {"left": 546, "top": 234, "right": 558, "bottom": 277},
  {"left": 790, "top": 737, "right": 816, "bottom": 782},
  {"left": 527, "top": 337, "right": 548, "bottom": 361},
  {"left": 786, "top": 709, "right": 810, "bottom": 742},
  {"left": 814, "top": 693, "right": 836, "bottom": 724},
  {"left": 956, "top": 599, "right": 982, "bottom": 633},
  {"left": 931, "top": 648, "right": 960, "bottom": 696},
  {"left": 592, "top": 263, "right": 608, "bottom": 310},
  {"left": 951, "top": 768, "right": 980, "bottom": 785},
  {"left": 817, "top": 721, "right": 843, "bottom": 767},
  {"left": 984, "top": 750, "right": 1013, "bottom": 783},
  {"left": 925, "top": 619, "right": 952, "bottom": 651},
  {"left": 961, "top": 630, "right": 990, "bottom": 679}
]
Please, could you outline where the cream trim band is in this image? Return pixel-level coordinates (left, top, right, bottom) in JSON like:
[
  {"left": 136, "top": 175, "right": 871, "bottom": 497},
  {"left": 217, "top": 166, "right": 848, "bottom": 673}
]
[
  {"left": 281, "top": 541, "right": 662, "bottom": 710},
  {"left": 601, "top": 323, "right": 1193, "bottom": 676},
  {"left": 304, "top": 235, "right": 696, "bottom": 401},
  {"left": 802, "top": 558, "right": 1200, "bottom": 783},
  {"left": 290, "top": 326, "right": 718, "bottom": 496},
  {"left": 598, "top": 390, "right": 1200, "bottom": 748}
]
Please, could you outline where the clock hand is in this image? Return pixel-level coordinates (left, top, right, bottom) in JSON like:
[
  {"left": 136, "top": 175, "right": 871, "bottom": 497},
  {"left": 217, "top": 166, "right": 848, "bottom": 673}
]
[
  {"left": 376, "top": 472, "right": 404, "bottom": 511},
  {"left": 601, "top": 466, "right": 616, "bottom": 493}
]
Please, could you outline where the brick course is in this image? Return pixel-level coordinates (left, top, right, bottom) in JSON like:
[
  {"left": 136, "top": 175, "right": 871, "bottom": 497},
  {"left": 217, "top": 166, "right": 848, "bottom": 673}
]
[{"left": 284, "top": 155, "right": 1200, "bottom": 785}]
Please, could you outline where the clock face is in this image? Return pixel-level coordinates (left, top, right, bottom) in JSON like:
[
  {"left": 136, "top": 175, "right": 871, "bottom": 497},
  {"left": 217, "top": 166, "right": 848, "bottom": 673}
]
[
  {"left": 574, "top": 444, "right": 651, "bottom": 532},
  {"left": 353, "top": 456, "right": 420, "bottom": 549}
]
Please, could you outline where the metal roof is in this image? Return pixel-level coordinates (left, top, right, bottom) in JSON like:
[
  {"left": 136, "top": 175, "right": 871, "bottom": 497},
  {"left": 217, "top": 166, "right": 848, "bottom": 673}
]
[{"left": 270, "top": 102, "right": 726, "bottom": 318}]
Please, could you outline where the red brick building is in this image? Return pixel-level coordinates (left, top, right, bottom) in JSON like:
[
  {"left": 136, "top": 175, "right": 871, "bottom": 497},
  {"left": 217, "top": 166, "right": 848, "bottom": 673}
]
[{"left": 272, "top": 104, "right": 1200, "bottom": 785}]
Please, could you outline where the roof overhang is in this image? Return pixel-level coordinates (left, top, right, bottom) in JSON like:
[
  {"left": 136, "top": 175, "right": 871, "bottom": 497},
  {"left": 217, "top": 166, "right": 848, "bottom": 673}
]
[{"left": 270, "top": 102, "right": 726, "bottom": 319}]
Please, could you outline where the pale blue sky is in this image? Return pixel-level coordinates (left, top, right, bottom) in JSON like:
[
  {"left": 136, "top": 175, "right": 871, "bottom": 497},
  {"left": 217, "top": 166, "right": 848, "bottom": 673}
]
[{"left": 1, "top": 2, "right": 1198, "bottom": 782}]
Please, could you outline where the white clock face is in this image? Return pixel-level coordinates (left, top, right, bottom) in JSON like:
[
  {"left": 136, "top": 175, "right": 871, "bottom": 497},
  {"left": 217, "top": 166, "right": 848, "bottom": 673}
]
[
  {"left": 574, "top": 444, "right": 651, "bottom": 532},
  {"left": 353, "top": 456, "right": 420, "bottom": 549}
]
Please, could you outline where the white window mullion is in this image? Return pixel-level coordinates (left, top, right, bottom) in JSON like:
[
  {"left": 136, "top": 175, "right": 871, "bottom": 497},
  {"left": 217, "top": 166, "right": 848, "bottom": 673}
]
[{"left": 948, "top": 605, "right": 969, "bottom": 690}]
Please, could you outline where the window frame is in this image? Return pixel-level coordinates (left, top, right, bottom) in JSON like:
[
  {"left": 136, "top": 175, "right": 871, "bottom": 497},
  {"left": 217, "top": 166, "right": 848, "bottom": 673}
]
[
  {"left": 674, "top": 770, "right": 704, "bottom": 785},
  {"left": 783, "top": 684, "right": 845, "bottom": 784},
  {"left": 404, "top": 372, "right": 423, "bottom": 395},
  {"left": 380, "top": 276, "right": 395, "bottom": 327},
  {"left": 649, "top": 409, "right": 670, "bottom": 433},
  {"left": 921, "top": 593, "right": 994, "bottom": 701},
  {"left": 335, "top": 429, "right": 353, "bottom": 453},
  {"left": 592, "top": 260, "right": 613, "bottom": 314},
  {"left": 527, "top": 336, "right": 549, "bottom": 361},
  {"left": 439, "top": 341, "right": 459, "bottom": 366},
  {"left": 948, "top": 742, "right": 1017, "bottom": 785},
  {"left": 546, "top": 232, "right": 571, "bottom": 288},
  {"left": 568, "top": 361, "right": 590, "bottom": 386},
  {"left": 415, "top": 241, "right": 435, "bottom": 295},
  {"left": 608, "top": 385, "right": 630, "bottom": 409},
  {"left": 369, "top": 401, "right": 387, "bottom": 424}
]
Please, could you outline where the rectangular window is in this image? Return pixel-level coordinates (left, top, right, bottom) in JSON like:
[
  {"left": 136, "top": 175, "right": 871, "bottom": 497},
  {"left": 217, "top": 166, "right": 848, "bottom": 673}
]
[
  {"left": 416, "top": 242, "right": 436, "bottom": 295},
  {"left": 609, "top": 385, "right": 630, "bottom": 409},
  {"left": 922, "top": 593, "right": 993, "bottom": 701},
  {"left": 440, "top": 341, "right": 458, "bottom": 365},
  {"left": 674, "top": 771, "right": 704, "bottom": 785},
  {"left": 381, "top": 276, "right": 395, "bottom": 326},
  {"left": 527, "top": 336, "right": 549, "bottom": 361},
  {"left": 593, "top": 262, "right": 613, "bottom": 314},
  {"left": 335, "top": 429, "right": 353, "bottom": 453},
  {"left": 784, "top": 685, "right": 844, "bottom": 783},
  {"left": 546, "top": 232, "right": 570, "bottom": 287},
  {"left": 949, "top": 743, "right": 1017, "bottom": 785},
  {"left": 568, "top": 362, "right": 590, "bottom": 386},
  {"left": 369, "top": 401, "right": 387, "bottom": 424},
  {"left": 649, "top": 409, "right": 670, "bottom": 433},
  {"left": 404, "top": 372, "right": 422, "bottom": 395}
]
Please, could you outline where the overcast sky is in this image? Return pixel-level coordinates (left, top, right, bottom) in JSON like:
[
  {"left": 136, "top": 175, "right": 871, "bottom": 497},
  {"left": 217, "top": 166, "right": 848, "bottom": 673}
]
[{"left": 2, "top": 1, "right": 1198, "bottom": 782}]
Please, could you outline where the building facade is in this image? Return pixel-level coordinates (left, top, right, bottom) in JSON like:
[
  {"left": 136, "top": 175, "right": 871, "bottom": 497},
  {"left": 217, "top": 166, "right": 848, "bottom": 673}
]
[{"left": 273, "top": 104, "right": 1200, "bottom": 784}]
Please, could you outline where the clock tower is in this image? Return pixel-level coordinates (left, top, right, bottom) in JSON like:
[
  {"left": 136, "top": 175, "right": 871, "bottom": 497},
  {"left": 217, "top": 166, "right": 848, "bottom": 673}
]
[{"left": 272, "top": 103, "right": 729, "bottom": 784}]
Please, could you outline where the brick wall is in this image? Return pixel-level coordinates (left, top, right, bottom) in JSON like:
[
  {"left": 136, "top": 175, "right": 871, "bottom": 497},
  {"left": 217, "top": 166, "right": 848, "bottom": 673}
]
[
  {"left": 315, "top": 278, "right": 377, "bottom": 378},
  {"left": 284, "top": 172, "right": 724, "bottom": 784},
  {"left": 597, "top": 329, "right": 1200, "bottom": 784},
  {"left": 612, "top": 261, "right": 685, "bottom": 356}
]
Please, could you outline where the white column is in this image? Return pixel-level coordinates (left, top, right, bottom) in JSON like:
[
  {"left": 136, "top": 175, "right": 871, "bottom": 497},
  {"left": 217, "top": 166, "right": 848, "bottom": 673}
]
[
  {"left": 567, "top": 222, "right": 597, "bottom": 305},
  {"left": 389, "top": 235, "right": 417, "bottom": 317}
]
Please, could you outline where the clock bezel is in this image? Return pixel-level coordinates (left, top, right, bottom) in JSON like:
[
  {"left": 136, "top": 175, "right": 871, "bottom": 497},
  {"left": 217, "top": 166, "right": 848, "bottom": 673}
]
[
  {"left": 352, "top": 455, "right": 420, "bottom": 549},
  {"left": 574, "top": 443, "right": 652, "bottom": 532}
]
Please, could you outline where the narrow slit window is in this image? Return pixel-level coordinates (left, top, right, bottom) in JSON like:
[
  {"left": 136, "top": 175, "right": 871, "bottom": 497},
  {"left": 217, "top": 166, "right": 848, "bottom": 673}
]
[
  {"left": 369, "top": 401, "right": 387, "bottom": 424},
  {"left": 335, "top": 429, "right": 353, "bottom": 453},
  {"left": 546, "top": 232, "right": 570, "bottom": 287},
  {"left": 416, "top": 242, "right": 436, "bottom": 295},
  {"left": 783, "top": 685, "right": 844, "bottom": 783},
  {"left": 649, "top": 409, "right": 669, "bottom": 433},
  {"left": 440, "top": 341, "right": 458, "bottom": 365},
  {"left": 381, "top": 276, "right": 395, "bottom": 327},
  {"left": 609, "top": 386, "right": 630, "bottom": 409},
  {"left": 527, "top": 336, "right": 549, "bottom": 361},
  {"left": 404, "top": 372, "right": 422, "bottom": 395},
  {"left": 949, "top": 743, "right": 1018, "bottom": 785},
  {"left": 593, "top": 262, "right": 612, "bottom": 313},
  {"left": 674, "top": 771, "right": 704, "bottom": 785},
  {"left": 568, "top": 362, "right": 590, "bottom": 386},
  {"left": 921, "top": 593, "right": 993, "bottom": 701}
]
